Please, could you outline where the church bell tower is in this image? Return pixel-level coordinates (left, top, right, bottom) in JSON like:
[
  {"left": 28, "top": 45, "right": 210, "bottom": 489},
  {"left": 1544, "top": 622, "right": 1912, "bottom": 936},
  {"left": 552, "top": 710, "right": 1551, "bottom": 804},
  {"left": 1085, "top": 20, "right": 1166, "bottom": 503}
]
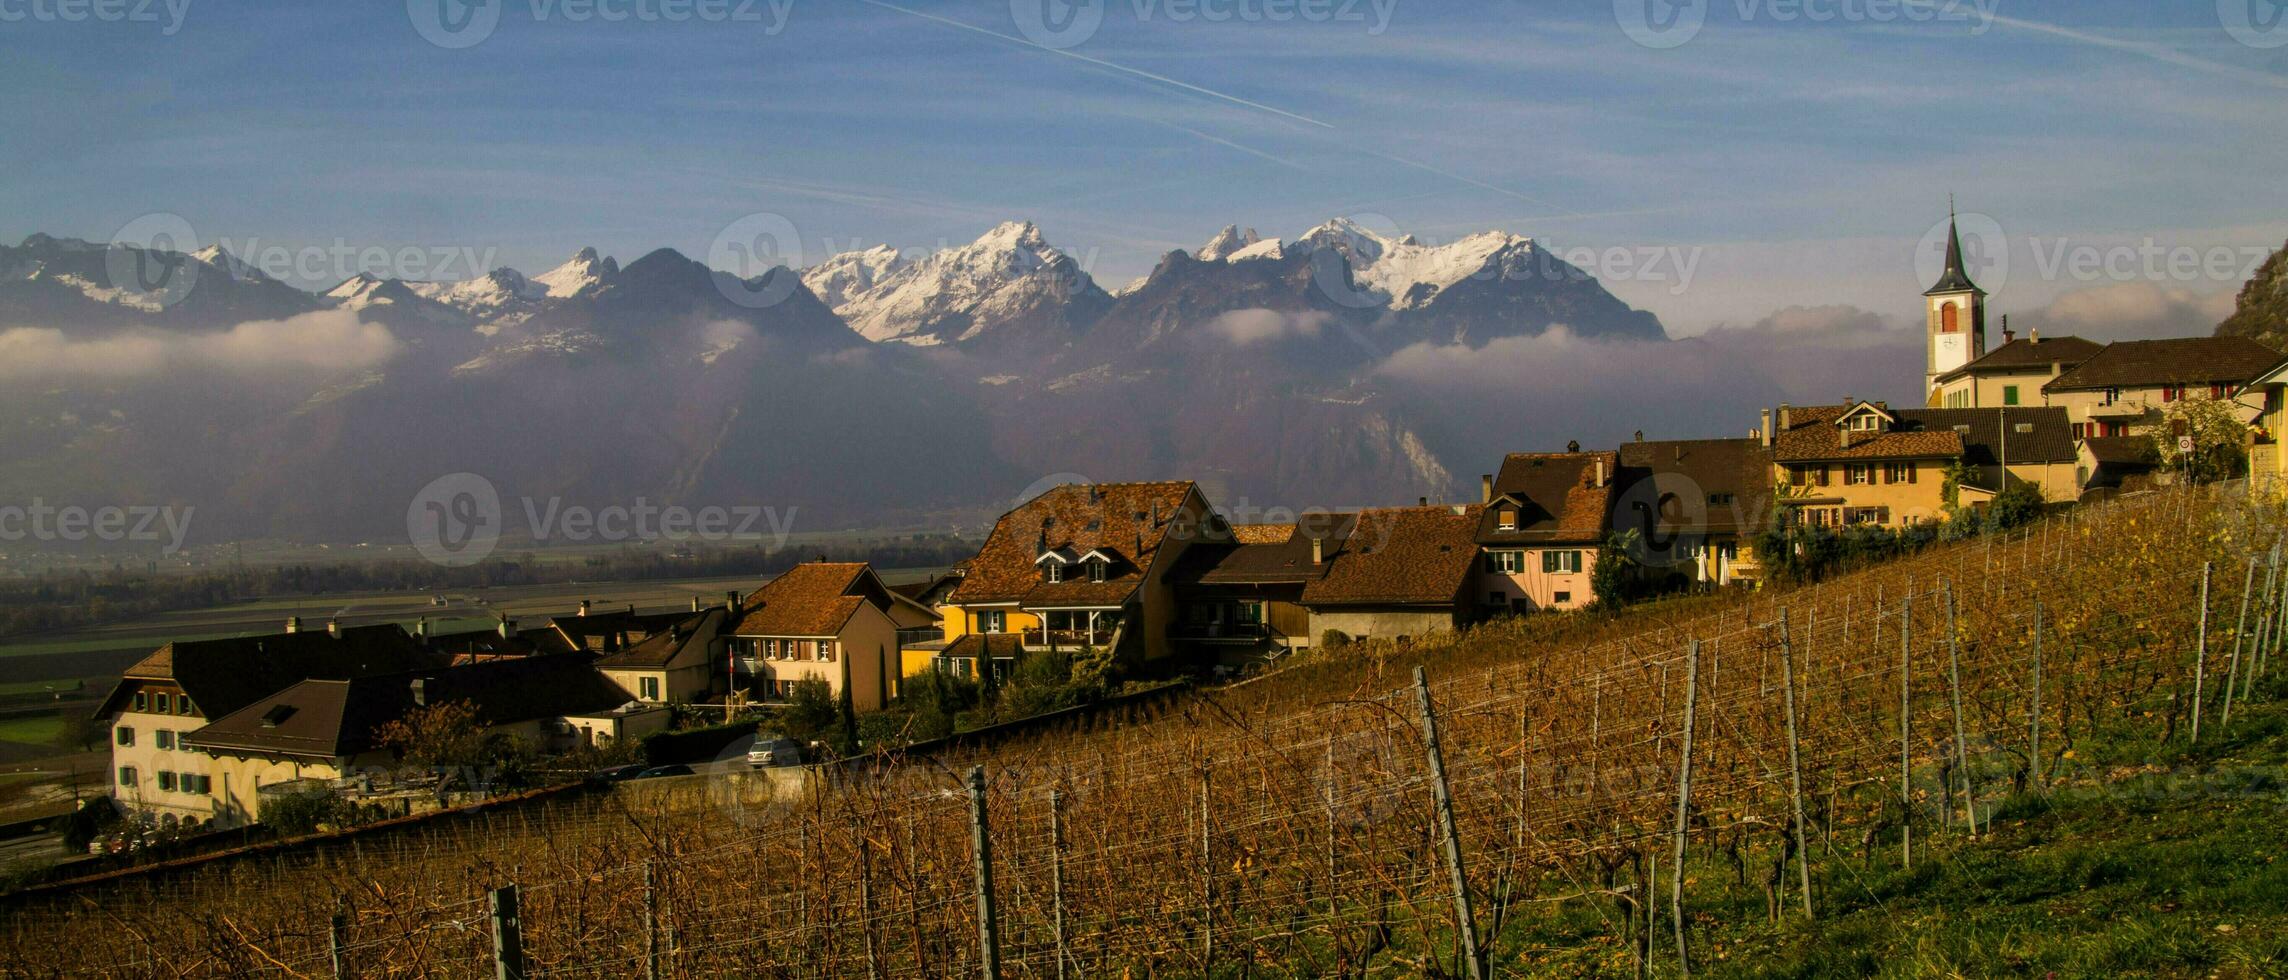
[{"left": 1924, "top": 203, "right": 1988, "bottom": 399}]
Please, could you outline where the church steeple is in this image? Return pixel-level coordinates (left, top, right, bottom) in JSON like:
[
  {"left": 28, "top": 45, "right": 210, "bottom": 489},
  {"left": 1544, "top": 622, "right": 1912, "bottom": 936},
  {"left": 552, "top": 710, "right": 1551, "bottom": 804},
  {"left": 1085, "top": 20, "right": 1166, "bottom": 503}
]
[{"left": 1924, "top": 198, "right": 1989, "bottom": 400}]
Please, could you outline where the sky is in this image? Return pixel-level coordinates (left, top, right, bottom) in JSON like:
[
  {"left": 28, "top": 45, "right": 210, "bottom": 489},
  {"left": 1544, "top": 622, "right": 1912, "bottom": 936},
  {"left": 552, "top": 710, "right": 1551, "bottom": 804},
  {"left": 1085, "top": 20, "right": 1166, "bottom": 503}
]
[{"left": 3, "top": 0, "right": 2285, "bottom": 339}]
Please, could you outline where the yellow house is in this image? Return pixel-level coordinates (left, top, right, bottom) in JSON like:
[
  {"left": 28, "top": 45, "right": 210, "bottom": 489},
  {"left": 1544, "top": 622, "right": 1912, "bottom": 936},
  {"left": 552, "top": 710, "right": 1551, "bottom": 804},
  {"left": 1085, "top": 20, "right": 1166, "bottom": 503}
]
[
  {"left": 1770, "top": 401, "right": 2078, "bottom": 525},
  {"left": 936, "top": 481, "right": 1217, "bottom": 679},
  {"left": 2244, "top": 356, "right": 2288, "bottom": 494},
  {"left": 1933, "top": 332, "right": 2103, "bottom": 409},
  {"left": 592, "top": 605, "right": 733, "bottom": 706},
  {"left": 727, "top": 562, "right": 931, "bottom": 713}
]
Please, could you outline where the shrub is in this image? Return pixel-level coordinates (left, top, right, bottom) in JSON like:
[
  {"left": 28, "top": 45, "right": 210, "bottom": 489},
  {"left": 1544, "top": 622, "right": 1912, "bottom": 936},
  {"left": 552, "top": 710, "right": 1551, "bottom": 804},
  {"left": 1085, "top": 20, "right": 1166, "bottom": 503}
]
[{"left": 1320, "top": 629, "right": 1352, "bottom": 650}]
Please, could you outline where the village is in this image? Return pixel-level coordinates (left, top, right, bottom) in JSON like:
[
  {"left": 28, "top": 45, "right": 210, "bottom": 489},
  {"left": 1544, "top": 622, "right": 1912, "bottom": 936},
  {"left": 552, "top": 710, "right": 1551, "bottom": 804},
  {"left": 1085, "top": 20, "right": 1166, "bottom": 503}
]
[{"left": 86, "top": 214, "right": 2288, "bottom": 842}]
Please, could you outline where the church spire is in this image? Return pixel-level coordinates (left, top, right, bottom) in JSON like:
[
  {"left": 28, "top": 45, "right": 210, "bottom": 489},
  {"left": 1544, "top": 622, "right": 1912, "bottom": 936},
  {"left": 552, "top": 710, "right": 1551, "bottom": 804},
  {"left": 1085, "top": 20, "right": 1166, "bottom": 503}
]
[{"left": 1924, "top": 199, "right": 1984, "bottom": 296}]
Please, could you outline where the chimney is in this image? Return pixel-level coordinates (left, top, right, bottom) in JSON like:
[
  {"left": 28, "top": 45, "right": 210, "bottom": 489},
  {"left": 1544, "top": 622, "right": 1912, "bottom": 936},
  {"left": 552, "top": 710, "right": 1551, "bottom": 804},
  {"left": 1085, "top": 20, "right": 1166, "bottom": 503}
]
[
  {"left": 691, "top": 596, "right": 703, "bottom": 612},
  {"left": 1418, "top": 496, "right": 1429, "bottom": 507},
  {"left": 2001, "top": 314, "right": 2015, "bottom": 345},
  {"left": 410, "top": 678, "right": 427, "bottom": 707},
  {"left": 2030, "top": 325, "right": 2040, "bottom": 343},
  {"left": 1759, "top": 409, "right": 1773, "bottom": 448},
  {"left": 498, "top": 618, "right": 518, "bottom": 640},
  {"left": 284, "top": 616, "right": 301, "bottom": 634},
  {"left": 725, "top": 590, "right": 739, "bottom": 612},
  {"left": 1673, "top": 445, "right": 1684, "bottom": 462},
  {"left": 578, "top": 599, "right": 591, "bottom": 617},
  {"left": 1594, "top": 458, "right": 1607, "bottom": 488},
  {"left": 1779, "top": 404, "right": 1792, "bottom": 430},
  {"left": 326, "top": 619, "right": 341, "bottom": 639},
  {"left": 1567, "top": 439, "right": 1581, "bottom": 453},
  {"left": 1480, "top": 474, "right": 1493, "bottom": 503},
  {"left": 1634, "top": 430, "right": 1645, "bottom": 443},
  {"left": 414, "top": 616, "right": 429, "bottom": 641},
  {"left": 1311, "top": 535, "right": 1325, "bottom": 565}
]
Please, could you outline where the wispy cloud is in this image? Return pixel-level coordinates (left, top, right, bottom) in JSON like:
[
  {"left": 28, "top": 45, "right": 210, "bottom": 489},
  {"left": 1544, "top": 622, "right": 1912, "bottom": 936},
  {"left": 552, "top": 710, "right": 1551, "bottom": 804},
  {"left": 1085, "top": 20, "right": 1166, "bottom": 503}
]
[{"left": 0, "top": 311, "right": 403, "bottom": 380}]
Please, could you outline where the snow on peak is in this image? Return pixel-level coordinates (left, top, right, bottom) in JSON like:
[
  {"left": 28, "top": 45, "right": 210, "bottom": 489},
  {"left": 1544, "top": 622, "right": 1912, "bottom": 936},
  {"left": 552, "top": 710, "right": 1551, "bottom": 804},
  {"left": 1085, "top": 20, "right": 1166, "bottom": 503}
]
[
  {"left": 1295, "top": 220, "right": 1535, "bottom": 310},
  {"left": 1195, "top": 225, "right": 1262, "bottom": 262},
  {"left": 408, "top": 266, "right": 548, "bottom": 318},
  {"left": 532, "top": 247, "right": 617, "bottom": 299},
  {"left": 192, "top": 244, "right": 268, "bottom": 281},
  {"left": 325, "top": 273, "right": 389, "bottom": 304},
  {"left": 807, "top": 221, "right": 1098, "bottom": 344}
]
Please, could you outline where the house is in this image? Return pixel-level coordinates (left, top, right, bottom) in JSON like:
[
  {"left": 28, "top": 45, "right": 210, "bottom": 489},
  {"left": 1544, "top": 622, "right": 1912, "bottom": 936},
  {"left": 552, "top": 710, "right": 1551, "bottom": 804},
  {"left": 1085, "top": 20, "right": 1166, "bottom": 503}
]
[
  {"left": 2041, "top": 336, "right": 2280, "bottom": 439},
  {"left": 727, "top": 562, "right": 933, "bottom": 712},
  {"left": 937, "top": 481, "right": 1220, "bottom": 674},
  {"left": 90, "top": 621, "right": 447, "bottom": 831},
  {"left": 1168, "top": 517, "right": 1349, "bottom": 659},
  {"left": 417, "top": 618, "right": 581, "bottom": 664},
  {"left": 888, "top": 572, "right": 965, "bottom": 680},
  {"left": 180, "top": 653, "right": 661, "bottom": 828},
  {"left": 555, "top": 604, "right": 699, "bottom": 655},
  {"left": 2244, "top": 356, "right": 2288, "bottom": 493},
  {"left": 1475, "top": 451, "right": 1617, "bottom": 612},
  {"left": 1300, "top": 504, "right": 1487, "bottom": 639},
  {"left": 1768, "top": 401, "right": 2078, "bottom": 526},
  {"left": 590, "top": 604, "right": 733, "bottom": 706},
  {"left": 1769, "top": 402, "right": 1959, "bottom": 528},
  {"left": 2077, "top": 435, "right": 2164, "bottom": 498},
  {"left": 1613, "top": 437, "right": 1775, "bottom": 586},
  {"left": 1933, "top": 330, "right": 2104, "bottom": 409}
]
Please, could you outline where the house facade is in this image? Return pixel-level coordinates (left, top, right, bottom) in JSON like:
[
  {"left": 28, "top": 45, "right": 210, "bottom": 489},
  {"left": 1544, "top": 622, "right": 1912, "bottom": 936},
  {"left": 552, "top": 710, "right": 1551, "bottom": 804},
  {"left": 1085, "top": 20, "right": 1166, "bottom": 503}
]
[
  {"left": 1301, "top": 504, "right": 1487, "bottom": 639},
  {"left": 937, "top": 481, "right": 1219, "bottom": 674},
  {"left": 1474, "top": 451, "right": 1616, "bottom": 612},
  {"left": 1770, "top": 402, "right": 1959, "bottom": 528},
  {"left": 1614, "top": 437, "right": 1774, "bottom": 586},
  {"left": 728, "top": 562, "right": 927, "bottom": 713},
  {"left": 2244, "top": 357, "right": 2288, "bottom": 493},
  {"left": 2040, "top": 336, "right": 2280, "bottom": 439},
  {"left": 1933, "top": 332, "right": 2102, "bottom": 409},
  {"left": 591, "top": 604, "right": 733, "bottom": 706}
]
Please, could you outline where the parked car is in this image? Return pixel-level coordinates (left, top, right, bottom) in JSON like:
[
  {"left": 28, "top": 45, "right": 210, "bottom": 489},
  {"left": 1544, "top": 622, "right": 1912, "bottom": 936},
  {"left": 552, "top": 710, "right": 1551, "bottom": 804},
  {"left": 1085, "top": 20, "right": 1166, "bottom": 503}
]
[
  {"left": 635, "top": 764, "right": 694, "bottom": 779},
  {"left": 588, "top": 764, "right": 649, "bottom": 784},
  {"left": 747, "top": 737, "right": 804, "bottom": 769}
]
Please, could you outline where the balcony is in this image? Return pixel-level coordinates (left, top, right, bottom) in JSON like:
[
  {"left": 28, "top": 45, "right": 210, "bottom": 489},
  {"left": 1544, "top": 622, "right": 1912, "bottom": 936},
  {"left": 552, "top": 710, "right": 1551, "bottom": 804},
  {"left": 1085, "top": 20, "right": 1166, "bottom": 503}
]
[
  {"left": 1019, "top": 627, "right": 1115, "bottom": 649},
  {"left": 1171, "top": 621, "right": 1270, "bottom": 643}
]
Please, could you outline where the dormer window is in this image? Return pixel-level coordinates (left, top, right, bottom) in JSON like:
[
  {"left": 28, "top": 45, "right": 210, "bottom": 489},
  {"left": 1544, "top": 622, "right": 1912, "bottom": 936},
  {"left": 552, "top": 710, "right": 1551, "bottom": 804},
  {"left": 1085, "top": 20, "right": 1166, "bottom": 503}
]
[
  {"left": 1848, "top": 415, "right": 1882, "bottom": 432},
  {"left": 1045, "top": 562, "right": 1064, "bottom": 583},
  {"left": 1087, "top": 558, "right": 1108, "bottom": 583}
]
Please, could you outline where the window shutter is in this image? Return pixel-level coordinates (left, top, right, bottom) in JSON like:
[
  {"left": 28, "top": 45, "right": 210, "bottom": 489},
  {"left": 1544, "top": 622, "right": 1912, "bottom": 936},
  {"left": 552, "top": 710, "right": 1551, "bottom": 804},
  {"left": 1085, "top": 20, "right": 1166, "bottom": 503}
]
[
  {"left": 1817, "top": 465, "right": 1831, "bottom": 487},
  {"left": 1881, "top": 465, "right": 1892, "bottom": 485},
  {"left": 1906, "top": 463, "right": 1917, "bottom": 484}
]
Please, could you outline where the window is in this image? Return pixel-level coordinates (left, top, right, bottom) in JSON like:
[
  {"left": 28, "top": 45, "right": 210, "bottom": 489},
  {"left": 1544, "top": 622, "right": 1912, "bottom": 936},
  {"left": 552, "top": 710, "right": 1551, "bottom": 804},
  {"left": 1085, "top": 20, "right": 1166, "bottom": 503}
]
[
  {"left": 1553, "top": 591, "right": 1573, "bottom": 605},
  {"left": 1485, "top": 551, "right": 1524, "bottom": 574},
  {"left": 978, "top": 610, "right": 1006, "bottom": 633},
  {"left": 155, "top": 730, "right": 174, "bottom": 751},
  {"left": 1883, "top": 462, "right": 1916, "bottom": 484},
  {"left": 1714, "top": 541, "right": 1738, "bottom": 561},
  {"left": 2210, "top": 384, "right": 2228, "bottom": 400},
  {"left": 1044, "top": 562, "right": 1063, "bottom": 583},
  {"left": 2103, "top": 387, "right": 2122, "bottom": 405},
  {"left": 1708, "top": 492, "right": 1735, "bottom": 506},
  {"left": 1086, "top": 559, "right": 1108, "bottom": 584},
  {"left": 1542, "top": 550, "right": 1583, "bottom": 574},
  {"left": 1846, "top": 464, "right": 1873, "bottom": 485},
  {"left": 178, "top": 696, "right": 194, "bottom": 716},
  {"left": 157, "top": 771, "right": 177, "bottom": 792},
  {"left": 639, "top": 676, "right": 661, "bottom": 701},
  {"left": 1849, "top": 414, "right": 1881, "bottom": 432},
  {"left": 116, "top": 726, "right": 134, "bottom": 747},
  {"left": 2013, "top": 422, "right": 2033, "bottom": 434},
  {"left": 133, "top": 692, "right": 147, "bottom": 712},
  {"left": 819, "top": 641, "right": 836, "bottom": 663},
  {"left": 118, "top": 767, "right": 137, "bottom": 788},
  {"left": 154, "top": 693, "right": 170, "bottom": 714},
  {"left": 2002, "top": 385, "right": 2020, "bottom": 406},
  {"left": 1940, "top": 303, "right": 1959, "bottom": 333},
  {"left": 1496, "top": 507, "right": 1517, "bottom": 532},
  {"left": 2071, "top": 422, "right": 2088, "bottom": 440}
]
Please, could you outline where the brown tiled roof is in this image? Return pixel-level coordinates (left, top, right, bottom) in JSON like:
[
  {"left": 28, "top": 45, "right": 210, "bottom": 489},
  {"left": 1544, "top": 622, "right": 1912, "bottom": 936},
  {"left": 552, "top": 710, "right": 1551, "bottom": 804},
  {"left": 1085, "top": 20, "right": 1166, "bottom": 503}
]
[
  {"left": 1230, "top": 523, "right": 1296, "bottom": 545},
  {"left": 1772, "top": 404, "right": 1966, "bottom": 463},
  {"left": 97, "top": 625, "right": 445, "bottom": 721},
  {"left": 1934, "top": 335, "right": 2103, "bottom": 382},
  {"left": 1615, "top": 438, "right": 1777, "bottom": 536},
  {"left": 1478, "top": 452, "right": 1616, "bottom": 545},
  {"left": 941, "top": 634, "right": 1026, "bottom": 661},
  {"left": 2045, "top": 337, "right": 2284, "bottom": 391},
  {"left": 1302, "top": 505, "right": 1484, "bottom": 607},
  {"left": 1895, "top": 407, "right": 2076, "bottom": 465},
  {"left": 593, "top": 607, "right": 723, "bottom": 669},
  {"left": 183, "top": 653, "right": 630, "bottom": 760},
  {"left": 948, "top": 481, "right": 1204, "bottom": 609},
  {"left": 1176, "top": 515, "right": 1355, "bottom": 588},
  {"left": 734, "top": 562, "right": 886, "bottom": 637}
]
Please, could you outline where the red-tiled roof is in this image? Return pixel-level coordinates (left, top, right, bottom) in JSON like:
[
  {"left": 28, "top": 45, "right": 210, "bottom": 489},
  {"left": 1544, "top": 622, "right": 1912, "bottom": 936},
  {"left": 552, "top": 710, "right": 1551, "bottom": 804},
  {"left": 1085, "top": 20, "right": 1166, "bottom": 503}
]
[
  {"left": 949, "top": 481, "right": 1204, "bottom": 609},
  {"left": 734, "top": 562, "right": 886, "bottom": 638},
  {"left": 1772, "top": 404, "right": 1966, "bottom": 463}
]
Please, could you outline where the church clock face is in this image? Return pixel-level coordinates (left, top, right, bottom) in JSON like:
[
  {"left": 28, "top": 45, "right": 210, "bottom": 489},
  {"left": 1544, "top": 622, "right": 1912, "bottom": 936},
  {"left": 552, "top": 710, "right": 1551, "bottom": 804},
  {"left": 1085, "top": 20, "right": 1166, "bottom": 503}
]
[{"left": 1934, "top": 333, "right": 1966, "bottom": 369}]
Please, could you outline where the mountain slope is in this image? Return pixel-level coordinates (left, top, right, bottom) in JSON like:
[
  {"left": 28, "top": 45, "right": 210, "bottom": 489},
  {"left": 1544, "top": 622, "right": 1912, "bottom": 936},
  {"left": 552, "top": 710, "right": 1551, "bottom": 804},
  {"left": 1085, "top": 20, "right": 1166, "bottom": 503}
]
[
  {"left": 806, "top": 221, "right": 1111, "bottom": 350},
  {"left": 2216, "top": 238, "right": 2288, "bottom": 351}
]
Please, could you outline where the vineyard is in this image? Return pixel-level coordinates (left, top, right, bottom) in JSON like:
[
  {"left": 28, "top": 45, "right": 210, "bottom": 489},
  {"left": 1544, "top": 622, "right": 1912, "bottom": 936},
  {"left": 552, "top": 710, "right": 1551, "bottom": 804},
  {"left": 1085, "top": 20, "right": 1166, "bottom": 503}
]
[{"left": 5, "top": 485, "right": 2287, "bottom": 977}]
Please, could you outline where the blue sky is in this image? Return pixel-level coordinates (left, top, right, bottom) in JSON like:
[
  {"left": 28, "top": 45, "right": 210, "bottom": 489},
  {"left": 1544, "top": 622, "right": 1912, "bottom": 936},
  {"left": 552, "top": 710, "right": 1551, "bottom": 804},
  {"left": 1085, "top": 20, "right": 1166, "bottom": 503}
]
[{"left": 3, "top": 0, "right": 2284, "bottom": 334}]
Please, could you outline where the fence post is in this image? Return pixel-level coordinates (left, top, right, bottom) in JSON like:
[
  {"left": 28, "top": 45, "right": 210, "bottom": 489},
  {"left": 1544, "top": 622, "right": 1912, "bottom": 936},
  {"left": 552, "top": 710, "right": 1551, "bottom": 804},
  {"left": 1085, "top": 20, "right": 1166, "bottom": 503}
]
[
  {"left": 968, "top": 766, "right": 1002, "bottom": 980},
  {"left": 859, "top": 833, "right": 882, "bottom": 980},
  {"left": 489, "top": 885, "right": 524, "bottom": 980},
  {"left": 1670, "top": 642, "right": 1700, "bottom": 977},
  {"left": 643, "top": 862, "right": 661, "bottom": 980},
  {"left": 2192, "top": 561, "right": 2213, "bottom": 743},
  {"left": 1944, "top": 587, "right": 1978, "bottom": 836},
  {"left": 1898, "top": 596, "right": 1914, "bottom": 870},
  {"left": 2030, "top": 602, "right": 2046, "bottom": 793},
  {"left": 2223, "top": 558, "right": 2257, "bottom": 730},
  {"left": 1050, "top": 789, "right": 1068, "bottom": 980},
  {"left": 1778, "top": 611, "right": 1813, "bottom": 919},
  {"left": 328, "top": 910, "right": 349, "bottom": 980},
  {"left": 1414, "top": 667, "right": 1486, "bottom": 980},
  {"left": 1199, "top": 765, "right": 1214, "bottom": 966}
]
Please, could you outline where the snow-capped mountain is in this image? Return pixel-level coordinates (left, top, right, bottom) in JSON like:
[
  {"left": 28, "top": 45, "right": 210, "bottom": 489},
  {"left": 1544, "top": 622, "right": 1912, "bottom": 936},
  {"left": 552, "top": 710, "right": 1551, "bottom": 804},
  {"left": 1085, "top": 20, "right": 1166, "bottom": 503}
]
[
  {"left": 1195, "top": 225, "right": 1263, "bottom": 262},
  {"left": 804, "top": 221, "right": 1110, "bottom": 347},
  {"left": 190, "top": 244, "right": 271, "bottom": 283},
  {"left": 0, "top": 233, "right": 321, "bottom": 330},
  {"left": 530, "top": 246, "right": 618, "bottom": 300},
  {"left": 408, "top": 267, "right": 547, "bottom": 320},
  {"left": 324, "top": 273, "right": 469, "bottom": 325}
]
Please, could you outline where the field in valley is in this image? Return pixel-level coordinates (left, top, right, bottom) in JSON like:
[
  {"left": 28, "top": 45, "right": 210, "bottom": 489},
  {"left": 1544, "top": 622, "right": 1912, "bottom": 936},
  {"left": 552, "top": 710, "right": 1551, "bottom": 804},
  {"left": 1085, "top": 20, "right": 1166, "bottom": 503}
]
[{"left": 2, "top": 488, "right": 2284, "bottom": 977}]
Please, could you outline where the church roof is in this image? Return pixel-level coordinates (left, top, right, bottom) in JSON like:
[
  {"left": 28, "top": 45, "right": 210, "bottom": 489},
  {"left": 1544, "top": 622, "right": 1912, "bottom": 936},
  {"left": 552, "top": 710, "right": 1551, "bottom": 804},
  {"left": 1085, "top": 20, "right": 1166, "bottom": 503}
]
[{"left": 1925, "top": 214, "right": 1985, "bottom": 297}]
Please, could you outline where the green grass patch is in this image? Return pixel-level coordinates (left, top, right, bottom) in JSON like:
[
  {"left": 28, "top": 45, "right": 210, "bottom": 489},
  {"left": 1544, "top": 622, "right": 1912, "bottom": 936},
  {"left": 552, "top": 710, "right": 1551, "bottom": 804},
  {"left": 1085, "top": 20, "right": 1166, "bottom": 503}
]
[{"left": 0, "top": 715, "right": 65, "bottom": 747}]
